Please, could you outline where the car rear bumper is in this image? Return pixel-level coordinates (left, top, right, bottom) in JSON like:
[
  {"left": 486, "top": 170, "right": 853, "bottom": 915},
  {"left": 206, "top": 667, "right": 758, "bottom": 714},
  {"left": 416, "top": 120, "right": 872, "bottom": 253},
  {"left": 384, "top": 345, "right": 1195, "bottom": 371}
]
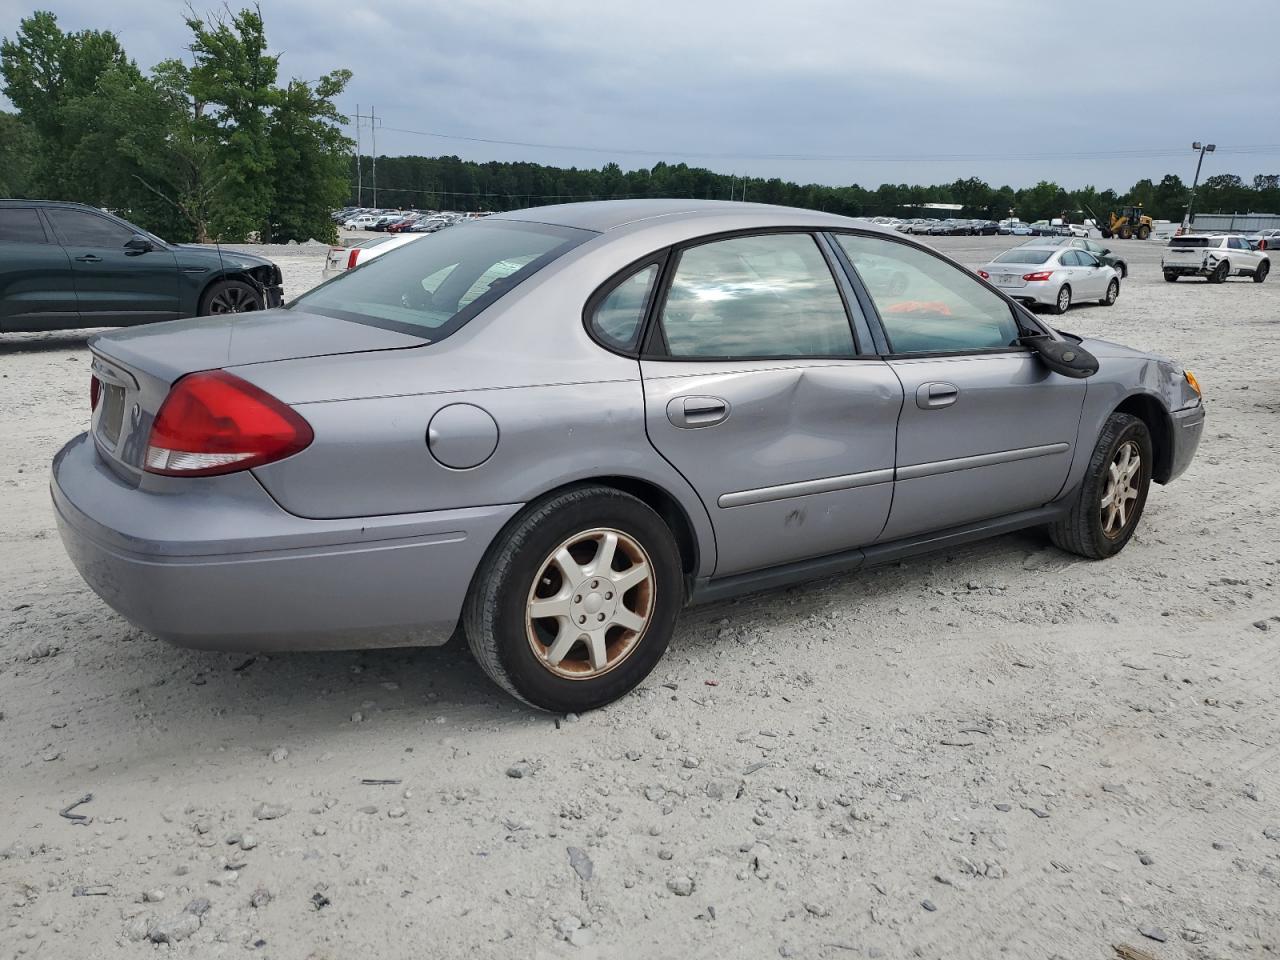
[
  {"left": 995, "top": 282, "right": 1055, "bottom": 306},
  {"left": 1167, "top": 403, "right": 1205, "bottom": 482},
  {"left": 51, "top": 433, "right": 520, "bottom": 651}
]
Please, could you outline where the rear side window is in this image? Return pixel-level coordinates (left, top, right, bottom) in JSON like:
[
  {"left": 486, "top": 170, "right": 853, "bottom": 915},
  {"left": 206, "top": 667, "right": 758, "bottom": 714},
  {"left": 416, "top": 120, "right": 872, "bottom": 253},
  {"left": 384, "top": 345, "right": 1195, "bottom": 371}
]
[
  {"left": 658, "top": 233, "right": 854, "bottom": 359},
  {"left": 45, "top": 208, "right": 134, "bottom": 247},
  {"left": 836, "top": 234, "right": 1020, "bottom": 355},
  {"left": 589, "top": 262, "right": 660, "bottom": 352},
  {"left": 293, "top": 220, "right": 593, "bottom": 341},
  {"left": 0, "top": 208, "right": 47, "bottom": 243}
]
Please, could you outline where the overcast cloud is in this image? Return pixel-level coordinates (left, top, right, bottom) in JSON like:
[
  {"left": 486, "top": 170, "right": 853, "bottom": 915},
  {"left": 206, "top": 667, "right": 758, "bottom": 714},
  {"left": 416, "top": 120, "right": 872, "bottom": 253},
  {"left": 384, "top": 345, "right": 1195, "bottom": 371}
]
[{"left": 3, "top": 0, "right": 1278, "bottom": 190}]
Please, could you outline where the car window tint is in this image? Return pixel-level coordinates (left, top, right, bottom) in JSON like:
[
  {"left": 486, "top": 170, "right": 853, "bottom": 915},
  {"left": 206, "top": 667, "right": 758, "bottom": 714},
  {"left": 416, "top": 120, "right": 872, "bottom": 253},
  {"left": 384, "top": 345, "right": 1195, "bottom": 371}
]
[
  {"left": 0, "top": 208, "right": 48, "bottom": 243},
  {"left": 45, "top": 208, "right": 134, "bottom": 247},
  {"left": 659, "top": 233, "right": 853, "bottom": 359},
  {"left": 836, "top": 234, "right": 1020, "bottom": 355},
  {"left": 590, "top": 263, "right": 659, "bottom": 351},
  {"left": 1078, "top": 252, "right": 1098, "bottom": 266},
  {"left": 1060, "top": 250, "right": 1080, "bottom": 266},
  {"left": 292, "top": 220, "right": 592, "bottom": 341},
  {"left": 995, "top": 249, "right": 1053, "bottom": 265}
]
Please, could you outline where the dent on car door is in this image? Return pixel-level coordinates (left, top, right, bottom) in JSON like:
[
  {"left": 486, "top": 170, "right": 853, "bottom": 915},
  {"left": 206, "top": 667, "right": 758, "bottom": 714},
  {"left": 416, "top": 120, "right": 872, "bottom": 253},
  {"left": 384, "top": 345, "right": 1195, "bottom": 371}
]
[
  {"left": 832, "top": 233, "right": 1086, "bottom": 542},
  {"left": 43, "top": 207, "right": 180, "bottom": 324},
  {"left": 633, "top": 232, "right": 903, "bottom": 577},
  {"left": 0, "top": 207, "right": 78, "bottom": 332}
]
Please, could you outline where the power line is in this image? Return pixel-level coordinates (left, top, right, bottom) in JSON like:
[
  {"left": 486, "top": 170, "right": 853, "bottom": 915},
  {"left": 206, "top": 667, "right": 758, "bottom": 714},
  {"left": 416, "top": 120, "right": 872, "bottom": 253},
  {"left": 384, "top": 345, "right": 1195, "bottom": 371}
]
[{"left": 357, "top": 120, "right": 1280, "bottom": 164}]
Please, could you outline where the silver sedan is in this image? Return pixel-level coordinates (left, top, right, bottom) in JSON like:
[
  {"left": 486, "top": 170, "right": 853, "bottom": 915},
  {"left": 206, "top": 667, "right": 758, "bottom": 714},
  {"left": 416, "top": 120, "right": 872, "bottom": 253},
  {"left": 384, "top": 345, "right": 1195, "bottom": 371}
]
[
  {"left": 53, "top": 201, "right": 1203, "bottom": 712},
  {"left": 978, "top": 246, "right": 1121, "bottom": 314}
]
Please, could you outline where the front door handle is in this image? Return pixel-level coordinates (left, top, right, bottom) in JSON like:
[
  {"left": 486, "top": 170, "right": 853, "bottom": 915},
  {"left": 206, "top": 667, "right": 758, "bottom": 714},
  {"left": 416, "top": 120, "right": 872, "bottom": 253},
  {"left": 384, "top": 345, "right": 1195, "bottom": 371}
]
[
  {"left": 74, "top": 254, "right": 102, "bottom": 263},
  {"left": 667, "top": 396, "right": 730, "bottom": 429},
  {"left": 916, "top": 382, "right": 959, "bottom": 410}
]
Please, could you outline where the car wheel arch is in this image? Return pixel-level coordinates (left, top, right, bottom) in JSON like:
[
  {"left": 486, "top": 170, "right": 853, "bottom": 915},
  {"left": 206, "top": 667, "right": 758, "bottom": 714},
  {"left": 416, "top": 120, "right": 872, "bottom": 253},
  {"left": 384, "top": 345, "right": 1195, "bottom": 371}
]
[
  {"left": 1113, "top": 393, "right": 1174, "bottom": 484},
  {"left": 199, "top": 265, "right": 278, "bottom": 304}
]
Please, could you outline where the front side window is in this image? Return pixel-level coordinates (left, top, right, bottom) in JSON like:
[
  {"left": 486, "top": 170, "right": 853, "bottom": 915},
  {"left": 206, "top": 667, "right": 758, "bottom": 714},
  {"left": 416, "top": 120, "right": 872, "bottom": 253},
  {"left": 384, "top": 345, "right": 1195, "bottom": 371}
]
[
  {"left": 590, "top": 262, "right": 660, "bottom": 352},
  {"left": 0, "top": 208, "right": 47, "bottom": 243},
  {"left": 293, "top": 220, "right": 593, "bottom": 340},
  {"left": 836, "top": 234, "right": 1021, "bottom": 355},
  {"left": 45, "top": 208, "right": 134, "bottom": 248},
  {"left": 659, "top": 233, "right": 854, "bottom": 359}
]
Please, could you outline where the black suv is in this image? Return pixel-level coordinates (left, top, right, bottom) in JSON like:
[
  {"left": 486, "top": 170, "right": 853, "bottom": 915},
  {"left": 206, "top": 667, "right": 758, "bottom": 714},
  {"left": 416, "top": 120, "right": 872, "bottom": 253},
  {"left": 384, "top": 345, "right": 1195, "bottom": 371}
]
[{"left": 0, "top": 200, "right": 283, "bottom": 334}]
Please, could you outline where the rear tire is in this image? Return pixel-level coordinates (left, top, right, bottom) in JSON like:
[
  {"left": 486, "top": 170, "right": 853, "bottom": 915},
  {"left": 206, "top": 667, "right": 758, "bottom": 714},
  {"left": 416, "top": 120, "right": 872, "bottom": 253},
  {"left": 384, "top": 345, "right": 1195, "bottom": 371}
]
[
  {"left": 1254, "top": 261, "right": 1270, "bottom": 283},
  {"left": 1209, "top": 260, "right": 1230, "bottom": 283},
  {"left": 1119, "top": 226, "right": 1133, "bottom": 240},
  {"left": 1049, "top": 413, "right": 1152, "bottom": 560},
  {"left": 1164, "top": 270, "right": 1179, "bottom": 282},
  {"left": 1052, "top": 284, "right": 1072, "bottom": 315},
  {"left": 1103, "top": 278, "right": 1119, "bottom": 305},
  {"left": 463, "top": 486, "right": 684, "bottom": 713}
]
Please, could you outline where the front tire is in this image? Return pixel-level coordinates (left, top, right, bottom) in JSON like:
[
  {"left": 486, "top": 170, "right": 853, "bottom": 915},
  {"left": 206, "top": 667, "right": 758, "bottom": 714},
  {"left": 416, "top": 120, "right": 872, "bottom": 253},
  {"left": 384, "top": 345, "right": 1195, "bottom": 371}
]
[
  {"left": 1053, "top": 284, "right": 1072, "bottom": 315},
  {"left": 1254, "top": 261, "right": 1270, "bottom": 283},
  {"left": 1049, "top": 412, "right": 1153, "bottom": 559},
  {"left": 199, "top": 279, "right": 264, "bottom": 315},
  {"left": 1137, "top": 225, "right": 1151, "bottom": 240},
  {"left": 463, "top": 486, "right": 684, "bottom": 712},
  {"left": 1103, "top": 278, "right": 1119, "bottom": 305}
]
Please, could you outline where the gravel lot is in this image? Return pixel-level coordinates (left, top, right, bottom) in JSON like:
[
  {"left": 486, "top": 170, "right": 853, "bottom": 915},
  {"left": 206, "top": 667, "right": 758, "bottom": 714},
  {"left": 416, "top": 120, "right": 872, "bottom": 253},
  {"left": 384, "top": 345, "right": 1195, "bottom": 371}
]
[{"left": 2, "top": 235, "right": 1277, "bottom": 959}]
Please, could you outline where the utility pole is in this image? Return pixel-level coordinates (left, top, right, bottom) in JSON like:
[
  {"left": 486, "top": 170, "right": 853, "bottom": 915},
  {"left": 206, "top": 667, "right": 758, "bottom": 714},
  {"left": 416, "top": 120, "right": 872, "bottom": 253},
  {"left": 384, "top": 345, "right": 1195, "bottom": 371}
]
[
  {"left": 370, "top": 106, "right": 381, "bottom": 207},
  {"left": 1183, "top": 141, "right": 1216, "bottom": 233}
]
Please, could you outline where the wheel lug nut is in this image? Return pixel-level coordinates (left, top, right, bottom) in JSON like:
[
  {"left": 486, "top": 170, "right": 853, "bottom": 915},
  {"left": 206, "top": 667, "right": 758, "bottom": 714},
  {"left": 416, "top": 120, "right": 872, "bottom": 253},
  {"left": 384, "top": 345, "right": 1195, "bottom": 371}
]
[
  {"left": 578, "top": 616, "right": 586, "bottom": 624},
  {"left": 597, "top": 613, "right": 605, "bottom": 621},
  {"left": 574, "top": 595, "right": 582, "bottom": 603},
  {"left": 591, "top": 580, "right": 599, "bottom": 589},
  {"left": 605, "top": 592, "right": 613, "bottom": 600}
]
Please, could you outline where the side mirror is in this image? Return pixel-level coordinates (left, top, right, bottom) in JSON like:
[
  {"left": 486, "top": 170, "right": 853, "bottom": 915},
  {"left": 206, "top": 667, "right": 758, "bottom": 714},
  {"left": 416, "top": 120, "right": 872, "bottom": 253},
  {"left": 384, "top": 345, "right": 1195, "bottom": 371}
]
[
  {"left": 1022, "top": 335, "right": 1098, "bottom": 379},
  {"left": 125, "top": 234, "right": 153, "bottom": 253}
]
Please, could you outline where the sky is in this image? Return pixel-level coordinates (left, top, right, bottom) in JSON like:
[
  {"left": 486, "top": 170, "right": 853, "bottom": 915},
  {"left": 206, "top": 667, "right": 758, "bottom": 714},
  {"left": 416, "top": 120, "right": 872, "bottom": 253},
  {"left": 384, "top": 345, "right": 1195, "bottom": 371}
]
[{"left": 2, "top": 0, "right": 1278, "bottom": 191}]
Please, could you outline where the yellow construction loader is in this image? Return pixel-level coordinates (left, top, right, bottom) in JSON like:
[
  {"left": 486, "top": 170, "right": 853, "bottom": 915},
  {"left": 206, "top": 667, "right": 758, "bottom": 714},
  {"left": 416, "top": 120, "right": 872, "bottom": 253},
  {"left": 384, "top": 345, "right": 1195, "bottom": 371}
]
[{"left": 1098, "top": 205, "right": 1153, "bottom": 240}]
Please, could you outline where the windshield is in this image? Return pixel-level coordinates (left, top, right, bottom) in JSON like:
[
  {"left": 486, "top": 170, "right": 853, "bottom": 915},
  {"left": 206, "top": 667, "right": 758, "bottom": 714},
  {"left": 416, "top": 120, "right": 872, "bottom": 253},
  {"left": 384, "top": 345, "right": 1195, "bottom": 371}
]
[
  {"left": 994, "top": 249, "right": 1054, "bottom": 264},
  {"left": 293, "top": 219, "right": 594, "bottom": 339}
]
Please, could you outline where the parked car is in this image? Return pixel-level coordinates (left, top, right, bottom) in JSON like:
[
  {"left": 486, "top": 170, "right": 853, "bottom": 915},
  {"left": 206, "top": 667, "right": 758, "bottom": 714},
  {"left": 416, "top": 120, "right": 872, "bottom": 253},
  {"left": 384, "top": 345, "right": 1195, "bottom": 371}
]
[
  {"left": 322, "top": 234, "right": 425, "bottom": 281},
  {"left": 52, "top": 200, "right": 1203, "bottom": 712},
  {"left": 1163, "top": 235, "right": 1270, "bottom": 282},
  {"left": 904, "top": 219, "right": 938, "bottom": 234},
  {"left": 1000, "top": 220, "right": 1032, "bottom": 236},
  {"left": 977, "top": 246, "right": 1120, "bottom": 313},
  {"left": 971, "top": 220, "right": 1000, "bottom": 236},
  {"left": 0, "top": 200, "right": 282, "bottom": 333},
  {"left": 1018, "top": 236, "right": 1129, "bottom": 278},
  {"left": 1246, "top": 228, "right": 1280, "bottom": 251},
  {"left": 343, "top": 214, "right": 380, "bottom": 230}
]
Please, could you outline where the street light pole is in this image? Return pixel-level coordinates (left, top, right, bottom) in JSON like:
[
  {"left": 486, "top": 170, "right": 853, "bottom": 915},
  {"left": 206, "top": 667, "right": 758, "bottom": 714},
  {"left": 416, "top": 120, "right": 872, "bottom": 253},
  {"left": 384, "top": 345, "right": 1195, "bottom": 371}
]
[{"left": 1182, "top": 141, "right": 1216, "bottom": 233}]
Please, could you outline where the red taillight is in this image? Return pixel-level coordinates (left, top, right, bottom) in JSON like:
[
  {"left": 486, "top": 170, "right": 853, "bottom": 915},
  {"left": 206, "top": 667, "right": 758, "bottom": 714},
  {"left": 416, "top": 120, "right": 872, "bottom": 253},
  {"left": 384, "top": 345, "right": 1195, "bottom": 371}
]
[
  {"left": 90, "top": 375, "right": 102, "bottom": 412},
  {"left": 977, "top": 270, "right": 990, "bottom": 279},
  {"left": 347, "top": 249, "right": 361, "bottom": 270},
  {"left": 1023, "top": 271, "right": 1054, "bottom": 282},
  {"left": 144, "top": 371, "right": 313, "bottom": 477}
]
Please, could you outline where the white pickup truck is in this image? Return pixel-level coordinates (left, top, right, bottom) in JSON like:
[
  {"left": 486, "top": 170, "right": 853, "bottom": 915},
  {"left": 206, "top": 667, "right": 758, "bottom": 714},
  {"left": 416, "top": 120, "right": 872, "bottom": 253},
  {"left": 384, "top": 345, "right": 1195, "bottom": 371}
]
[{"left": 1163, "top": 234, "right": 1270, "bottom": 283}]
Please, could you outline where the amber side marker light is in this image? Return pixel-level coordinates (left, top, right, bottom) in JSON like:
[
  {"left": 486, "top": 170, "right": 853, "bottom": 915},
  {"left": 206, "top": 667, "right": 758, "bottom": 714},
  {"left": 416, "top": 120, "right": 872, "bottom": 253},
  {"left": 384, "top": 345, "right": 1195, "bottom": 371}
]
[{"left": 1184, "top": 370, "right": 1202, "bottom": 397}]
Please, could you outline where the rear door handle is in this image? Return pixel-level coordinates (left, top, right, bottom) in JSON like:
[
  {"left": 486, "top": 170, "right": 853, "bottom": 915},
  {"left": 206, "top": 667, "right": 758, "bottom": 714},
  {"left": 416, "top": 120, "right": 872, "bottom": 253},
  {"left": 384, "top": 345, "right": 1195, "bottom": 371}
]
[
  {"left": 667, "top": 396, "right": 730, "bottom": 428},
  {"left": 74, "top": 254, "right": 102, "bottom": 263},
  {"left": 916, "top": 382, "right": 959, "bottom": 410}
]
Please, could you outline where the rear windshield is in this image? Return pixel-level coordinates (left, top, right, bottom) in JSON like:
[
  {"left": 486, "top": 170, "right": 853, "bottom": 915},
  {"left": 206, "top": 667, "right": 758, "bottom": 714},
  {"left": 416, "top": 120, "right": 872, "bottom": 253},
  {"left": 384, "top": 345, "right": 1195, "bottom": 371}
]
[
  {"left": 295, "top": 219, "right": 593, "bottom": 339},
  {"left": 994, "top": 249, "right": 1054, "bottom": 264},
  {"left": 1168, "top": 237, "right": 1210, "bottom": 247},
  {"left": 1019, "top": 237, "right": 1066, "bottom": 247}
]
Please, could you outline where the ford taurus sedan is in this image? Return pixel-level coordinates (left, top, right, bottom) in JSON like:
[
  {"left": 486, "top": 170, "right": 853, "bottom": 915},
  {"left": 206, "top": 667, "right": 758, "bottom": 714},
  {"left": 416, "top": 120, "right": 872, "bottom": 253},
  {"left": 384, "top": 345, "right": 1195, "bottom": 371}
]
[{"left": 51, "top": 200, "right": 1204, "bottom": 712}]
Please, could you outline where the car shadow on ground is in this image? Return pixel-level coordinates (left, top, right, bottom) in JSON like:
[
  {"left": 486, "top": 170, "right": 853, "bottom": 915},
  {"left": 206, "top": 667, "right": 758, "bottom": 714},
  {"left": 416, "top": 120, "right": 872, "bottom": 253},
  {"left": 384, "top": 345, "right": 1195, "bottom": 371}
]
[{"left": 0, "top": 332, "right": 92, "bottom": 354}]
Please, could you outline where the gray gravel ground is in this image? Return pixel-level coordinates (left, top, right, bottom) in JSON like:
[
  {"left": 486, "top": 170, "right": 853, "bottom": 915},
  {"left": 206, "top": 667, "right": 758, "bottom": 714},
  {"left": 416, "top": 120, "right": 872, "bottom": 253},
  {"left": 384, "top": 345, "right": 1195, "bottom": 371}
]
[{"left": 1, "top": 235, "right": 1277, "bottom": 959}]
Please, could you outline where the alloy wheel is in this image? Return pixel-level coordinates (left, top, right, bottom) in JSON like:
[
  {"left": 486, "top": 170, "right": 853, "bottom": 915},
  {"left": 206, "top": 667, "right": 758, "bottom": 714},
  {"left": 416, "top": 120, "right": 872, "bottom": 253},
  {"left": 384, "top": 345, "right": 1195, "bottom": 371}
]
[
  {"left": 208, "top": 286, "right": 260, "bottom": 314},
  {"left": 525, "top": 528, "right": 655, "bottom": 680},
  {"left": 1057, "top": 287, "right": 1071, "bottom": 312},
  {"left": 1100, "top": 440, "right": 1142, "bottom": 539}
]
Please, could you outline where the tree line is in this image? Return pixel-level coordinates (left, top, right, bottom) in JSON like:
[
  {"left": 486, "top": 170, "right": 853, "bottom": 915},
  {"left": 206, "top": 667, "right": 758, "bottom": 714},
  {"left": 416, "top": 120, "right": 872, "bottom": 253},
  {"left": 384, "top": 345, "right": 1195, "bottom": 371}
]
[
  {"left": 358, "top": 156, "right": 1280, "bottom": 225},
  {"left": 1, "top": 8, "right": 351, "bottom": 243}
]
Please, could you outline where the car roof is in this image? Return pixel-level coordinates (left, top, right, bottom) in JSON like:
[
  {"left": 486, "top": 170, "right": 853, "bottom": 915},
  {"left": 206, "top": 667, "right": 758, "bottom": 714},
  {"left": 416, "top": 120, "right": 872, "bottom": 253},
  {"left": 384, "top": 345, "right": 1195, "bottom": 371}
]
[{"left": 489, "top": 199, "right": 885, "bottom": 235}]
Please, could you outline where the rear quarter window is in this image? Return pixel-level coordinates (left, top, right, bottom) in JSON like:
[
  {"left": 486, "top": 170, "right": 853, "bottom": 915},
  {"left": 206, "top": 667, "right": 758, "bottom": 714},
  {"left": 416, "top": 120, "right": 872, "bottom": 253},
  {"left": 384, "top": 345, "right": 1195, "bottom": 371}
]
[{"left": 0, "top": 208, "right": 48, "bottom": 243}]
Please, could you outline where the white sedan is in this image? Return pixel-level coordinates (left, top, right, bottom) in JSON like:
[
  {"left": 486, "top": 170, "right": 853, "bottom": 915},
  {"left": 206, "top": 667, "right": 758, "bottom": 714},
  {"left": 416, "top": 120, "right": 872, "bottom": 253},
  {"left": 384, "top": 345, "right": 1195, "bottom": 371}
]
[
  {"left": 977, "top": 246, "right": 1120, "bottom": 314},
  {"left": 322, "top": 234, "right": 424, "bottom": 281}
]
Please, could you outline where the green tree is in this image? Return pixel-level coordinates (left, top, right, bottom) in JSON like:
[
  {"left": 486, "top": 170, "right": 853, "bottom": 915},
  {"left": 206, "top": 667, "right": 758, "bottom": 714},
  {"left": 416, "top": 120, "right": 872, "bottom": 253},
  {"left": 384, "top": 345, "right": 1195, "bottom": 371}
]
[
  {"left": 0, "top": 110, "right": 37, "bottom": 196},
  {"left": 266, "top": 70, "right": 352, "bottom": 242}
]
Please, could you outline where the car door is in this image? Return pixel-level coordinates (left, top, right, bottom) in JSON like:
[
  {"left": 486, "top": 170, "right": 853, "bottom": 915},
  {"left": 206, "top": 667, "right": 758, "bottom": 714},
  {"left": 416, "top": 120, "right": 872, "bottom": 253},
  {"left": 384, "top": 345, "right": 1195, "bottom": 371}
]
[
  {"left": 638, "top": 232, "right": 904, "bottom": 577},
  {"left": 1230, "top": 235, "right": 1261, "bottom": 273},
  {"left": 0, "top": 206, "right": 78, "bottom": 332},
  {"left": 43, "top": 207, "right": 180, "bottom": 325},
  {"left": 1075, "top": 251, "right": 1108, "bottom": 297},
  {"left": 831, "top": 232, "right": 1086, "bottom": 542}
]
